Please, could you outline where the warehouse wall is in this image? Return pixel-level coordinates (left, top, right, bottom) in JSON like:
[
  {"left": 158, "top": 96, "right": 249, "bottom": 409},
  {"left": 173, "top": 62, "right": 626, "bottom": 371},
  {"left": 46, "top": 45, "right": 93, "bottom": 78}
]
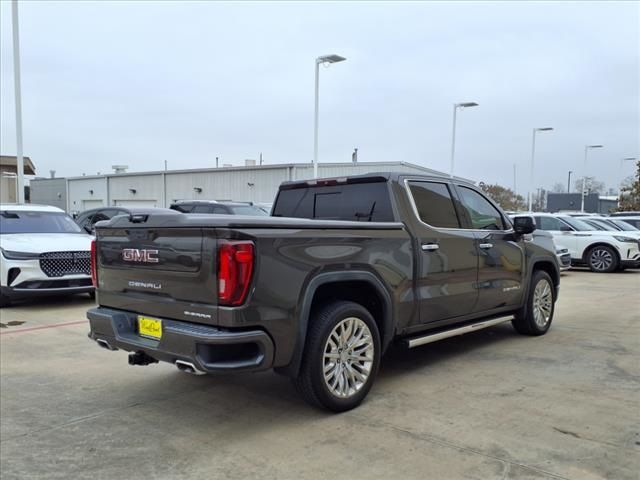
[
  {"left": 30, "top": 162, "right": 452, "bottom": 212},
  {"left": 109, "top": 174, "right": 163, "bottom": 207},
  {"left": 67, "top": 177, "right": 108, "bottom": 212},
  {"left": 165, "top": 167, "right": 290, "bottom": 204},
  {"left": 29, "top": 178, "right": 66, "bottom": 210}
]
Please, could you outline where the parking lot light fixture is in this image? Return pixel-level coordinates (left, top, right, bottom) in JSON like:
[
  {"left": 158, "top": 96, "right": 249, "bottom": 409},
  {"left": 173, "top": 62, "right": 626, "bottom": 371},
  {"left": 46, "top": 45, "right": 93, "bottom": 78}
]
[
  {"left": 528, "top": 127, "right": 554, "bottom": 212},
  {"left": 581, "top": 144, "right": 604, "bottom": 212},
  {"left": 313, "top": 54, "right": 346, "bottom": 179},
  {"left": 450, "top": 102, "right": 479, "bottom": 177}
]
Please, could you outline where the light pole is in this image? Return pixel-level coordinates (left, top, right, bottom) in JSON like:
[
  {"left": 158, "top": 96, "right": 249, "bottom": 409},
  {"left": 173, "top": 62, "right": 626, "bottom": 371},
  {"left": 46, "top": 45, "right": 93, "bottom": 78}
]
[
  {"left": 620, "top": 157, "right": 636, "bottom": 173},
  {"left": 313, "top": 54, "right": 346, "bottom": 179},
  {"left": 11, "top": 0, "right": 25, "bottom": 204},
  {"left": 528, "top": 127, "right": 553, "bottom": 212},
  {"left": 567, "top": 171, "right": 572, "bottom": 193},
  {"left": 449, "top": 102, "right": 478, "bottom": 177},
  {"left": 581, "top": 144, "right": 604, "bottom": 212}
]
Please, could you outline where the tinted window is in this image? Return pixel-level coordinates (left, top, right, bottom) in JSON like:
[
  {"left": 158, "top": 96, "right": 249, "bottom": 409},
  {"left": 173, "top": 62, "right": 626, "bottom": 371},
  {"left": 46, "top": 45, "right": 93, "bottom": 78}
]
[
  {"left": 458, "top": 187, "right": 506, "bottom": 230},
  {"left": 611, "top": 219, "right": 638, "bottom": 231},
  {"left": 0, "top": 211, "right": 83, "bottom": 234},
  {"left": 211, "top": 205, "right": 231, "bottom": 214},
  {"left": 586, "top": 220, "right": 616, "bottom": 231},
  {"left": 192, "top": 205, "right": 213, "bottom": 213},
  {"left": 229, "top": 205, "right": 268, "bottom": 216},
  {"left": 561, "top": 216, "right": 596, "bottom": 231},
  {"left": 170, "top": 204, "right": 194, "bottom": 213},
  {"left": 408, "top": 181, "right": 461, "bottom": 228},
  {"left": 535, "top": 216, "right": 567, "bottom": 231},
  {"left": 273, "top": 181, "right": 394, "bottom": 222}
]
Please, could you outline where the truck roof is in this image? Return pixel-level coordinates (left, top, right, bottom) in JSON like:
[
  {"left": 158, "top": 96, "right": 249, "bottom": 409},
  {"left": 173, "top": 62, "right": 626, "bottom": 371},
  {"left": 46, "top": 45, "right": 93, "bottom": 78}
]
[{"left": 278, "top": 171, "right": 475, "bottom": 190}]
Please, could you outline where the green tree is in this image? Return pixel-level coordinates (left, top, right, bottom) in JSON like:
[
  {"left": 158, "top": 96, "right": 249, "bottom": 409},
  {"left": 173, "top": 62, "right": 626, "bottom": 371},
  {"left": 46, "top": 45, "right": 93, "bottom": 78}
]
[
  {"left": 618, "top": 160, "right": 640, "bottom": 211},
  {"left": 479, "top": 183, "right": 527, "bottom": 211}
]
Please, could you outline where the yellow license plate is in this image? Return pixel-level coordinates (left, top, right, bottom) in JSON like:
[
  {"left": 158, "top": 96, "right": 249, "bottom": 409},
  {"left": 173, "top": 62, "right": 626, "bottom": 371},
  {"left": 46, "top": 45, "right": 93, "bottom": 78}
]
[{"left": 138, "top": 316, "right": 162, "bottom": 340}]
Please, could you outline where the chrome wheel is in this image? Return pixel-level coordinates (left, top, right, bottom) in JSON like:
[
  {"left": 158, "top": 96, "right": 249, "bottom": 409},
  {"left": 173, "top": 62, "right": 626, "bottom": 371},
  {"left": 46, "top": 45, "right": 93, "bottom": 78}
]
[
  {"left": 590, "top": 248, "right": 613, "bottom": 271},
  {"left": 532, "top": 279, "right": 553, "bottom": 328},
  {"left": 323, "top": 317, "right": 374, "bottom": 398}
]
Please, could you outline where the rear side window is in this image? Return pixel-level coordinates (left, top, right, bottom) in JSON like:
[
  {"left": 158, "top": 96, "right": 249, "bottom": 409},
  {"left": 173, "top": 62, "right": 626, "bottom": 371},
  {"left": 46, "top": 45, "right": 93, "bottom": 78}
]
[
  {"left": 191, "top": 204, "right": 213, "bottom": 214},
  {"left": 408, "top": 181, "right": 461, "bottom": 228},
  {"left": 170, "top": 204, "right": 194, "bottom": 213},
  {"left": 457, "top": 187, "right": 507, "bottom": 230},
  {"left": 273, "top": 182, "right": 394, "bottom": 222}
]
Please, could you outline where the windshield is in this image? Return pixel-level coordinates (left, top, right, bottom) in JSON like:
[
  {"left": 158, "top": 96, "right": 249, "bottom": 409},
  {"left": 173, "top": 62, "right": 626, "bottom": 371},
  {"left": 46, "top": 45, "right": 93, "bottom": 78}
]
[
  {"left": 560, "top": 216, "right": 598, "bottom": 231},
  {"left": 611, "top": 219, "right": 638, "bottom": 231},
  {"left": 0, "top": 211, "right": 83, "bottom": 234},
  {"left": 586, "top": 220, "right": 617, "bottom": 231},
  {"left": 230, "top": 205, "right": 268, "bottom": 216}
]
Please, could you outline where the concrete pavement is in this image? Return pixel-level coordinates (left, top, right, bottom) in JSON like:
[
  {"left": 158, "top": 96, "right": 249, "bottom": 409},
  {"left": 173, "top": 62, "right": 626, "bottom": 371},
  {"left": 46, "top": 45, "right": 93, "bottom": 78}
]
[{"left": 1, "top": 271, "right": 639, "bottom": 479}]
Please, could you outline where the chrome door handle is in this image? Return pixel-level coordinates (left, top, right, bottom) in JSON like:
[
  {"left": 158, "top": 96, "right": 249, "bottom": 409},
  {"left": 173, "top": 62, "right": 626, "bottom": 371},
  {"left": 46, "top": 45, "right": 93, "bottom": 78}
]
[
  {"left": 421, "top": 243, "right": 439, "bottom": 251},
  {"left": 479, "top": 243, "right": 493, "bottom": 250}
]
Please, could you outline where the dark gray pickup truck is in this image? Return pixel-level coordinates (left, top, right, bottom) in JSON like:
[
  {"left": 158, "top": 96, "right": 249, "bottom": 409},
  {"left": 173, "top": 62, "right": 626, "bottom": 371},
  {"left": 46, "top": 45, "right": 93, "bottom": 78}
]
[{"left": 88, "top": 172, "right": 560, "bottom": 411}]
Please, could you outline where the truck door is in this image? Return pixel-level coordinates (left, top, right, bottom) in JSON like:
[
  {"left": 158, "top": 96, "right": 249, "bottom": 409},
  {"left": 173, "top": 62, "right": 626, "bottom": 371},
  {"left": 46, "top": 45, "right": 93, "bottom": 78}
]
[
  {"left": 405, "top": 180, "right": 479, "bottom": 325},
  {"left": 454, "top": 185, "right": 525, "bottom": 312}
]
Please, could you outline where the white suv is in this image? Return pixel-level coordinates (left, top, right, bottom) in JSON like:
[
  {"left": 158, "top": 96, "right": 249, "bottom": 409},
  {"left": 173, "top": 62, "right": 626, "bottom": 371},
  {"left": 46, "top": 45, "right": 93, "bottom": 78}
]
[
  {"left": 532, "top": 213, "right": 640, "bottom": 273},
  {"left": 0, "top": 204, "right": 94, "bottom": 306}
]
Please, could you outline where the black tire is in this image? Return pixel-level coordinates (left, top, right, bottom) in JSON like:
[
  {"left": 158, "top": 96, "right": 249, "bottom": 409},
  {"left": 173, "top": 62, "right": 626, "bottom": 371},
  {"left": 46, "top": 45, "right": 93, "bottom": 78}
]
[
  {"left": 293, "top": 301, "right": 381, "bottom": 412},
  {"left": 587, "top": 245, "right": 619, "bottom": 273},
  {"left": 512, "top": 270, "right": 555, "bottom": 336}
]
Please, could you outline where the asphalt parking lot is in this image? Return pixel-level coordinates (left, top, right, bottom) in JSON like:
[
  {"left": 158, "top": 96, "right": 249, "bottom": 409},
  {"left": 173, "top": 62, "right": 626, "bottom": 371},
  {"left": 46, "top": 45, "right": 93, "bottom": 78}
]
[{"left": 1, "top": 271, "right": 639, "bottom": 480}]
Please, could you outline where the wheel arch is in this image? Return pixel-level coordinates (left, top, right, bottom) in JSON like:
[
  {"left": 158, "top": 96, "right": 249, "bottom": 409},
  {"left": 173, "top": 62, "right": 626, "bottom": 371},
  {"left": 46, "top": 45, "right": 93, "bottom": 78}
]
[
  {"left": 581, "top": 242, "right": 620, "bottom": 263},
  {"left": 277, "top": 271, "right": 394, "bottom": 378}
]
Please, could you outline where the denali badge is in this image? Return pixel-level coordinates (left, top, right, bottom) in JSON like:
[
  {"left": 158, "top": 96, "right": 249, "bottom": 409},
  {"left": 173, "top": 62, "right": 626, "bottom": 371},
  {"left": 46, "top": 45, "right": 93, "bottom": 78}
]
[
  {"left": 122, "top": 248, "right": 159, "bottom": 263},
  {"left": 128, "top": 281, "right": 162, "bottom": 290}
]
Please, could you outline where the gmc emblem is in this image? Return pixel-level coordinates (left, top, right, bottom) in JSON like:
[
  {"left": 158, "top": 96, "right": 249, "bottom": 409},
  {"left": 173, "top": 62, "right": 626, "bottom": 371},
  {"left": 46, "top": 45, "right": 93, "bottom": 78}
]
[{"left": 122, "top": 248, "right": 159, "bottom": 263}]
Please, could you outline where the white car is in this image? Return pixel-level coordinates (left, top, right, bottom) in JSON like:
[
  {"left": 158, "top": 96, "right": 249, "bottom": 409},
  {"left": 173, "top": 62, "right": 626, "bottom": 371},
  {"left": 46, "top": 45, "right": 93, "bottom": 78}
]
[
  {"left": 531, "top": 213, "right": 640, "bottom": 273},
  {"left": 612, "top": 216, "right": 640, "bottom": 230},
  {"left": 1, "top": 204, "right": 94, "bottom": 306}
]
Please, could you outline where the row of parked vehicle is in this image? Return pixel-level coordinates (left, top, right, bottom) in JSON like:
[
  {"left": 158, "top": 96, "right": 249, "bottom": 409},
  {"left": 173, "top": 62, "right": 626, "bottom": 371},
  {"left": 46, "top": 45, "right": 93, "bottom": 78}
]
[
  {"left": 512, "top": 212, "right": 640, "bottom": 273},
  {"left": 0, "top": 201, "right": 272, "bottom": 306},
  {"left": 0, "top": 185, "right": 638, "bottom": 307}
]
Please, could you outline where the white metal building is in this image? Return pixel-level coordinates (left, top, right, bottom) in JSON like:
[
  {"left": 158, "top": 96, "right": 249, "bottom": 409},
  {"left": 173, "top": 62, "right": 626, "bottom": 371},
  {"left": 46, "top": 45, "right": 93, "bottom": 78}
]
[{"left": 30, "top": 161, "right": 456, "bottom": 213}]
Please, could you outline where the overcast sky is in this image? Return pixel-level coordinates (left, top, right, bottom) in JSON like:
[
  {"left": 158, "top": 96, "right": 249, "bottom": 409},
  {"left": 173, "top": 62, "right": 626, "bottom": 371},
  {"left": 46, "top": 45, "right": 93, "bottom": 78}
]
[{"left": 1, "top": 1, "right": 638, "bottom": 194}]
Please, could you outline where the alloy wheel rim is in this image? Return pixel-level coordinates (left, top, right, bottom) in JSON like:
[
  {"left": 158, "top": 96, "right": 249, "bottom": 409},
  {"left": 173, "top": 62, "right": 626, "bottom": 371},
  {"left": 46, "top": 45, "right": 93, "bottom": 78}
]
[
  {"left": 323, "top": 317, "right": 374, "bottom": 398},
  {"left": 591, "top": 248, "right": 613, "bottom": 271},
  {"left": 532, "top": 279, "right": 553, "bottom": 328}
]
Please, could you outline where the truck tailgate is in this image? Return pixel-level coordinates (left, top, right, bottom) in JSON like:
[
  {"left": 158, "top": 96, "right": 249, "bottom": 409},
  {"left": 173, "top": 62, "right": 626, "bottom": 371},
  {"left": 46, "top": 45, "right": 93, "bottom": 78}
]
[{"left": 96, "top": 227, "right": 218, "bottom": 325}]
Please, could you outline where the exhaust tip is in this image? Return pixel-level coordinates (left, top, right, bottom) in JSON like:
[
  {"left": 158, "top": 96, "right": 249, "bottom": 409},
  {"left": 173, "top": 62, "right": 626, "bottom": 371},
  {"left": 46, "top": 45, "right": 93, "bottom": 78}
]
[
  {"left": 175, "top": 360, "right": 206, "bottom": 375},
  {"left": 96, "top": 338, "right": 118, "bottom": 351}
]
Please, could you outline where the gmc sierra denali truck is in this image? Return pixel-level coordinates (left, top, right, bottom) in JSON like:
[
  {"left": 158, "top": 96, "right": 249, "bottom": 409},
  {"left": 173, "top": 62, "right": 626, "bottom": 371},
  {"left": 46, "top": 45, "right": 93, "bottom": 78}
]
[{"left": 87, "top": 173, "right": 560, "bottom": 412}]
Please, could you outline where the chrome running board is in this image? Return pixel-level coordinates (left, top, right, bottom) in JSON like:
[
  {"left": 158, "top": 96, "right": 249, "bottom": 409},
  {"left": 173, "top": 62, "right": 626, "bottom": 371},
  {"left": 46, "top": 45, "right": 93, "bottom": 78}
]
[{"left": 405, "top": 316, "right": 513, "bottom": 348}]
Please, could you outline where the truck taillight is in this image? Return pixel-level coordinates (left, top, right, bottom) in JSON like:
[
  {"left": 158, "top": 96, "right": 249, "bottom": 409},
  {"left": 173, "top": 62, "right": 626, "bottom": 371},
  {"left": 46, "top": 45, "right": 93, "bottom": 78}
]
[
  {"left": 90, "top": 240, "right": 98, "bottom": 287},
  {"left": 217, "top": 240, "right": 254, "bottom": 306}
]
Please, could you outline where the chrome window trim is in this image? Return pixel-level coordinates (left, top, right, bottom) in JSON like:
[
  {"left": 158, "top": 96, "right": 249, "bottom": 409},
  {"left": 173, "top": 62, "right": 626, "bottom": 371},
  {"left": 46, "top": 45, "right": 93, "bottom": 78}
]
[{"left": 402, "top": 178, "right": 514, "bottom": 234}]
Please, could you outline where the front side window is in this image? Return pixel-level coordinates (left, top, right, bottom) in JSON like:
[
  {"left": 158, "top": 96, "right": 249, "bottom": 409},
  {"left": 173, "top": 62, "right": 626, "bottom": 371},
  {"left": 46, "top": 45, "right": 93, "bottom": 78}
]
[
  {"left": 0, "top": 211, "right": 83, "bottom": 234},
  {"left": 408, "top": 181, "right": 461, "bottom": 228},
  {"left": 457, "top": 187, "right": 506, "bottom": 230},
  {"left": 535, "top": 216, "right": 567, "bottom": 231},
  {"left": 192, "top": 204, "right": 213, "bottom": 214}
]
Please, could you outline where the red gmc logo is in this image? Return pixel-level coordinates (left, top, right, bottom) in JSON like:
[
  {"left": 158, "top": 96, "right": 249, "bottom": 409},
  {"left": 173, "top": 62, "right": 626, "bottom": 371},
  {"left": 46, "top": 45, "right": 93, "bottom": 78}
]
[{"left": 122, "top": 248, "right": 159, "bottom": 263}]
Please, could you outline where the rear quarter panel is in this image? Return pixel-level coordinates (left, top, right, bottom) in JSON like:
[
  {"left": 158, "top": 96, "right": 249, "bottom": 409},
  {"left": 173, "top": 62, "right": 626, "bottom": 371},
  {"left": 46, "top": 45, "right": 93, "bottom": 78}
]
[{"left": 217, "top": 226, "right": 415, "bottom": 367}]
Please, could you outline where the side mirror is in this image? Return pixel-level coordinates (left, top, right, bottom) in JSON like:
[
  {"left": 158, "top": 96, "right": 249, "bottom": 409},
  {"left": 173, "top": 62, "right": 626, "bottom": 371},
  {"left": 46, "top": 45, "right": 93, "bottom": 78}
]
[
  {"left": 513, "top": 216, "right": 536, "bottom": 235},
  {"left": 559, "top": 224, "right": 573, "bottom": 232}
]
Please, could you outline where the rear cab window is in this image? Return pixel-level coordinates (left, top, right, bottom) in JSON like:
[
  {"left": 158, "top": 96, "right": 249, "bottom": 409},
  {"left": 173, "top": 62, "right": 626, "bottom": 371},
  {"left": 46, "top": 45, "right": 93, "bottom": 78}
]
[{"left": 273, "top": 180, "right": 395, "bottom": 222}]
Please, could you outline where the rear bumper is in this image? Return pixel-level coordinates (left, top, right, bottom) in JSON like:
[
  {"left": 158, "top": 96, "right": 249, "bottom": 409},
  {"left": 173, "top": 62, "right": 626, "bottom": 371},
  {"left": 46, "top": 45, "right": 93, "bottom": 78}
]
[{"left": 87, "top": 307, "right": 275, "bottom": 374}]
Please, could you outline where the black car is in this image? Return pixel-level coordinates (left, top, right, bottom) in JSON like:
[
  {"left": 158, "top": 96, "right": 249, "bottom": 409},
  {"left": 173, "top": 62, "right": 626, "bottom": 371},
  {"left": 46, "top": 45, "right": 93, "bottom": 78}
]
[
  {"left": 169, "top": 201, "right": 268, "bottom": 216},
  {"left": 75, "top": 207, "right": 179, "bottom": 233}
]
